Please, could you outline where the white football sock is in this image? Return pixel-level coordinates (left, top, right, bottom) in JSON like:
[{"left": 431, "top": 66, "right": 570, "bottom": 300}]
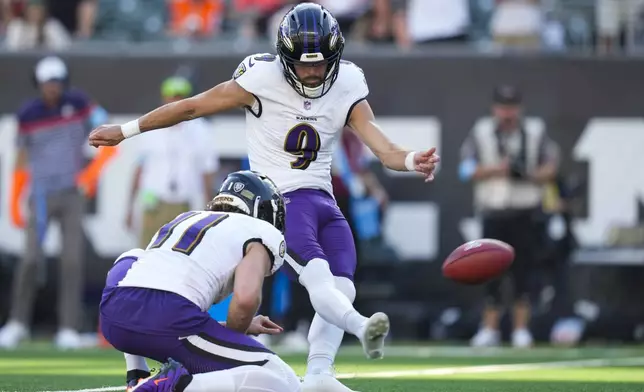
[
  {"left": 124, "top": 353, "right": 149, "bottom": 372},
  {"left": 334, "top": 276, "right": 367, "bottom": 337},
  {"left": 306, "top": 313, "right": 343, "bottom": 375},
  {"left": 306, "top": 277, "right": 357, "bottom": 375},
  {"left": 298, "top": 259, "right": 367, "bottom": 338},
  {"left": 185, "top": 365, "right": 299, "bottom": 392}
]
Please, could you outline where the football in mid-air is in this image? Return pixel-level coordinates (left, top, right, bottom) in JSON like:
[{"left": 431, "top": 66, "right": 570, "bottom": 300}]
[{"left": 442, "top": 239, "right": 514, "bottom": 285}]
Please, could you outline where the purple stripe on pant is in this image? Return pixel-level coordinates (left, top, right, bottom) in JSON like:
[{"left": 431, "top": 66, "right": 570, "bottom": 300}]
[{"left": 99, "top": 256, "right": 273, "bottom": 374}]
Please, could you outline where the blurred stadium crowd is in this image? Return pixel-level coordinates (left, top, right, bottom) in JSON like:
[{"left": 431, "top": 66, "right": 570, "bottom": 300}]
[{"left": 1, "top": 0, "right": 644, "bottom": 53}]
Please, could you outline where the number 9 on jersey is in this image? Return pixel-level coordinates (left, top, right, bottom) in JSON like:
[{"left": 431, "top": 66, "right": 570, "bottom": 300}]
[{"left": 283, "top": 123, "right": 320, "bottom": 170}]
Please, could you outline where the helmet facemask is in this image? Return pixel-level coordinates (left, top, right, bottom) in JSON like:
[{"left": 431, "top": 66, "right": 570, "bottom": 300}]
[
  {"left": 253, "top": 180, "right": 286, "bottom": 234},
  {"left": 279, "top": 47, "right": 343, "bottom": 99}
]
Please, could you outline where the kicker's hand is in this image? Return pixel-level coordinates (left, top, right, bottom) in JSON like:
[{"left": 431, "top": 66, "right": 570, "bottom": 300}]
[
  {"left": 89, "top": 124, "right": 125, "bottom": 148},
  {"left": 414, "top": 148, "right": 441, "bottom": 182}
]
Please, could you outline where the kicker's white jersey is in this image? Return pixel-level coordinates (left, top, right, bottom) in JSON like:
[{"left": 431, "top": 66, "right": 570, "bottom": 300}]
[
  {"left": 116, "top": 211, "right": 286, "bottom": 311},
  {"left": 232, "top": 53, "right": 369, "bottom": 196}
]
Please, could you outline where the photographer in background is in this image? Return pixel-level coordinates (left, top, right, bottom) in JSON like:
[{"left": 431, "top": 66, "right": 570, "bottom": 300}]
[{"left": 459, "top": 85, "right": 560, "bottom": 348}]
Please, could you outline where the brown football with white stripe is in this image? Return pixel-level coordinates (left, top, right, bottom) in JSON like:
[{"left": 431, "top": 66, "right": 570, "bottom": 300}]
[{"left": 442, "top": 239, "right": 515, "bottom": 285}]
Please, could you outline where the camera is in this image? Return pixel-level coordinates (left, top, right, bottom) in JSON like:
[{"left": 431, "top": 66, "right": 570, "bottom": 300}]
[{"left": 509, "top": 158, "right": 527, "bottom": 179}]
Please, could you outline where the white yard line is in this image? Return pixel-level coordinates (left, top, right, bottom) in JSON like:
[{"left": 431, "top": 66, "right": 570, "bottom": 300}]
[
  {"left": 333, "top": 345, "right": 644, "bottom": 358},
  {"left": 336, "top": 356, "right": 644, "bottom": 379},
  {"left": 280, "top": 344, "right": 644, "bottom": 359},
  {"left": 36, "top": 356, "right": 644, "bottom": 392}
]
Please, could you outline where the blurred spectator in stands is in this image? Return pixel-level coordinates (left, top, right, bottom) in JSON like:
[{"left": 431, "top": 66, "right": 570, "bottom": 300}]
[
  {"left": 126, "top": 76, "right": 219, "bottom": 248},
  {"left": 317, "top": 0, "right": 371, "bottom": 38},
  {"left": 490, "top": 0, "right": 543, "bottom": 50},
  {"left": 268, "top": 0, "right": 381, "bottom": 43},
  {"left": 232, "top": 0, "right": 283, "bottom": 40},
  {"left": 332, "top": 127, "right": 389, "bottom": 251},
  {"left": 391, "top": 0, "right": 470, "bottom": 50},
  {"left": 334, "top": 127, "right": 398, "bottom": 264},
  {"left": 92, "top": 0, "right": 166, "bottom": 41},
  {"left": 368, "top": 0, "right": 400, "bottom": 42},
  {"left": 595, "top": 0, "right": 644, "bottom": 54},
  {"left": 168, "top": 0, "right": 223, "bottom": 39},
  {"left": 20, "top": 0, "right": 97, "bottom": 39},
  {"left": 269, "top": 0, "right": 387, "bottom": 43},
  {"left": 0, "top": 56, "right": 113, "bottom": 350},
  {"left": 0, "top": 0, "right": 17, "bottom": 34},
  {"left": 3, "top": 0, "right": 71, "bottom": 50},
  {"left": 540, "top": 9, "right": 566, "bottom": 52}
]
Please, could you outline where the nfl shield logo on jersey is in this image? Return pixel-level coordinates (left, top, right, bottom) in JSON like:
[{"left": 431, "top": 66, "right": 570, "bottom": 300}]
[
  {"left": 303, "top": 100, "right": 311, "bottom": 110},
  {"left": 233, "top": 182, "right": 245, "bottom": 193}
]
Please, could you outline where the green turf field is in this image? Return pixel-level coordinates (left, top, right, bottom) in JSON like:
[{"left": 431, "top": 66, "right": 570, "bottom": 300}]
[{"left": 2, "top": 344, "right": 644, "bottom": 391}]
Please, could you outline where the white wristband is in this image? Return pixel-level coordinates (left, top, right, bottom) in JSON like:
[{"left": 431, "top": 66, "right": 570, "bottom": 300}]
[
  {"left": 404, "top": 151, "right": 416, "bottom": 172},
  {"left": 121, "top": 120, "right": 141, "bottom": 139}
]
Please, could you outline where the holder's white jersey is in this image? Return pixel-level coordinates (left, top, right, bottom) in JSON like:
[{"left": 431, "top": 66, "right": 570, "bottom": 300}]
[
  {"left": 232, "top": 54, "right": 369, "bottom": 196},
  {"left": 116, "top": 211, "right": 286, "bottom": 311}
]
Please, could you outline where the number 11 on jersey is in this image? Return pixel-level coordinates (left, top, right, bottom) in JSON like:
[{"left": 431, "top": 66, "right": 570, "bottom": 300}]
[
  {"left": 283, "top": 123, "right": 321, "bottom": 170},
  {"left": 149, "top": 212, "right": 229, "bottom": 255}
]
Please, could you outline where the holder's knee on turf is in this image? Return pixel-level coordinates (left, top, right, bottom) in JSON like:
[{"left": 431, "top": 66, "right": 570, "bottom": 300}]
[
  {"left": 262, "top": 355, "right": 301, "bottom": 391},
  {"left": 192, "top": 359, "right": 300, "bottom": 392}
]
